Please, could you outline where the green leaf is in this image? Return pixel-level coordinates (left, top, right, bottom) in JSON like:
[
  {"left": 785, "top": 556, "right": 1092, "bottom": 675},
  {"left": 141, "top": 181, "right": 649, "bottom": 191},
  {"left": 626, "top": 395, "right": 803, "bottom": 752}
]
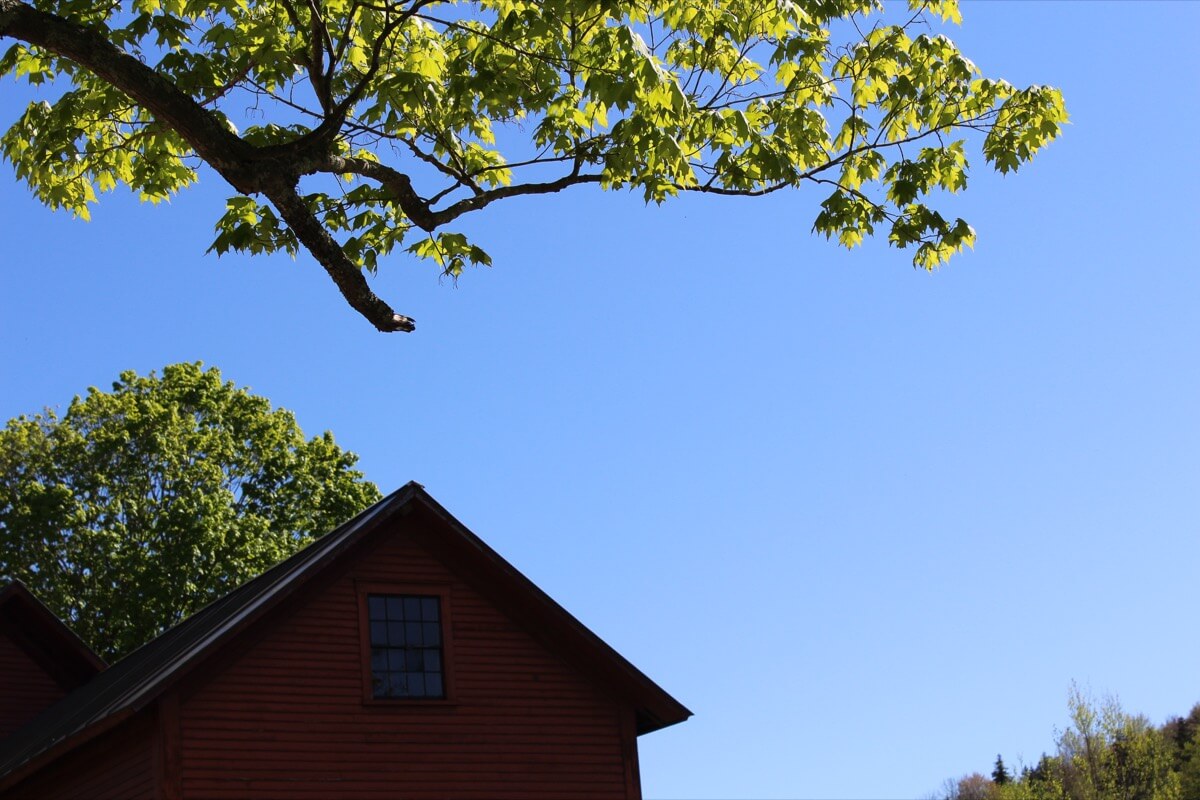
[{"left": 0, "top": 0, "right": 1066, "bottom": 328}]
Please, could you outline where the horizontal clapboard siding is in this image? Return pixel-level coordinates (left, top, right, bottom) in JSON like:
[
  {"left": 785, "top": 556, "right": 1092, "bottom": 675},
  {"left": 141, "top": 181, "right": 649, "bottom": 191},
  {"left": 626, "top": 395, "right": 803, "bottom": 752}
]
[
  {"left": 179, "top": 522, "right": 637, "bottom": 799},
  {"left": 4, "top": 713, "right": 154, "bottom": 799},
  {"left": 0, "top": 634, "right": 65, "bottom": 741}
]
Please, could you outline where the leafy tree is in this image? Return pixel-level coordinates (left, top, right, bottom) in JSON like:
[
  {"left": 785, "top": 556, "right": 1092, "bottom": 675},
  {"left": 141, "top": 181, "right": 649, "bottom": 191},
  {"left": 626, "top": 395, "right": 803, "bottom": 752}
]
[
  {"left": 955, "top": 773, "right": 998, "bottom": 800},
  {"left": 1013, "top": 754, "right": 1066, "bottom": 800},
  {"left": 1179, "top": 738, "right": 1200, "bottom": 800},
  {"left": 1163, "top": 706, "right": 1200, "bottom": 773},
  {"left": 0, "top": 363, "right": 381, "bottom": 660},
  {"left": 1055, "top": 685, "right": 1179, "bottom": 800},
  {"left": 0, "top": 0, "right": 1066, "bottom": 331},
  {"left": 940, "top": 690, "right": 1192, "bottom": 800}
]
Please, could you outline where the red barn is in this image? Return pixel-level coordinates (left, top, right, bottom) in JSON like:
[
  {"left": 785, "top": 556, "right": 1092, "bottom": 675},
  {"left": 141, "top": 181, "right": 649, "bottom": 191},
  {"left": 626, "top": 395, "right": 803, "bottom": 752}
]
[{"left": 0, "top": 483, "right": 689, "bottom": 798}]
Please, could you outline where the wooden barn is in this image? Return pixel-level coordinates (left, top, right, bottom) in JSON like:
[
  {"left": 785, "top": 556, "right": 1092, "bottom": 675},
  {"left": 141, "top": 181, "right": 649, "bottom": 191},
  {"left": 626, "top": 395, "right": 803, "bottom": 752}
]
[{"left": 0, "top": 483, "right": 689, "bottom": 798}]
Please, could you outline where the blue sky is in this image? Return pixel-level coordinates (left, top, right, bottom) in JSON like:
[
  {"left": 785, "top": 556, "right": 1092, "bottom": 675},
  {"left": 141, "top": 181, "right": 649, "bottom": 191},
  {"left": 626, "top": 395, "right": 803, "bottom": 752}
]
[{"left": 2, "top": 2, "right": 1199, "bottom": 797}]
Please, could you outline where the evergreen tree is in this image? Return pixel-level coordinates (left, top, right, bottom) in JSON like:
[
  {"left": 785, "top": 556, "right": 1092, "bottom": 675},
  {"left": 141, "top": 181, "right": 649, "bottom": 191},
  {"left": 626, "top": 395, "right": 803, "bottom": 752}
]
[{"left": 994, "top": 755, "right": 1012, "bottom": 786}]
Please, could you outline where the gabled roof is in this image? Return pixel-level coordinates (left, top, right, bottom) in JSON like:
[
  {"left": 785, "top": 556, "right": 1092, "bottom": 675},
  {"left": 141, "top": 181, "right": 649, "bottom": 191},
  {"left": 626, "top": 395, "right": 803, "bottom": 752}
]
[
  {"left": 0, "top": 581, "right": 106, "bottom": 691},
  {"left": 0, "top": 483, "right": 690, "bottom": 786}
]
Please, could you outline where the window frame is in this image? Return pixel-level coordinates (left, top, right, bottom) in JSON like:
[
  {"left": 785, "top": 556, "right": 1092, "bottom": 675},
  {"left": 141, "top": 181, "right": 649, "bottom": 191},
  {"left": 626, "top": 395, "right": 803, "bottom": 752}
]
[{"left": 356, "top": 582, "right": 456, "bottom": 706}]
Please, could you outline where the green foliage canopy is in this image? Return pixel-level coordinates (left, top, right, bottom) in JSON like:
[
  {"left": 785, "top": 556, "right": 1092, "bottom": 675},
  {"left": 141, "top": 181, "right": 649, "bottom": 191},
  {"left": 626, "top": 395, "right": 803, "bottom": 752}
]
[
  {"left": 1053, "top": 686, "right": 1179, "bottom": 800},
  {"left": 0, "top": 0, "right": 1066, "bottom": 331},
  {"left": 0, "top": 363, "right": 381, "bottom": 661},
  {"left": 936, "top": 688, "right": 1200, "bottom": 800}
]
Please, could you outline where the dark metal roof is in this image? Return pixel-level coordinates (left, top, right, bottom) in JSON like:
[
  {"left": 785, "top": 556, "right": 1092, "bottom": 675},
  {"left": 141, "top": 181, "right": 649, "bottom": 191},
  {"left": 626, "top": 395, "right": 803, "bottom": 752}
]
[
  {"left": 0, "top": 483, "right": 690, "bottom": 783},
  {"left": 0, "top": 483, "right": 409, "bottom": 781}
]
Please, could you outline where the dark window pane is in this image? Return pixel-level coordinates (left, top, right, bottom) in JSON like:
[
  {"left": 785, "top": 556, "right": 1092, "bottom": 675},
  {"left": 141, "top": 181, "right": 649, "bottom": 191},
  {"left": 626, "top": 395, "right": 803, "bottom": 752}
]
[
  {"left": 386, "top": 596, "right": 405, "bottom": 619},
  {"left": 421, "top": 597, "right": 440, "bottom": 621},
  {"left": 364, "top": 594, "right": 445, "bottom": 700},
  {"left": 404, "top": 596, "right": 422, "bottom": 619}
]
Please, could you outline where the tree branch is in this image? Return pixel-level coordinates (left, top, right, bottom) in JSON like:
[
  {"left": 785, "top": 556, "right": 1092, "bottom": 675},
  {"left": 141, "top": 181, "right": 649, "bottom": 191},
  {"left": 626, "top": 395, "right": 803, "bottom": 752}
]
[
  {"left": 427, "top": 173, "right": 604, "bottom": 226},
  {"left": 320, "top": 155, "right": 604, "bottom": 229},
  {"left": 0, "top": 0, "right": 257, "bottom": 189},
  {"left": 262, "top": 177, "right": 416, "bottom": 332},
  {"left": 0, "top": 0, "right": 418, "bottom": 332},
  {"left": 319, "top": 155, "right": 437, "bottom": 230}
]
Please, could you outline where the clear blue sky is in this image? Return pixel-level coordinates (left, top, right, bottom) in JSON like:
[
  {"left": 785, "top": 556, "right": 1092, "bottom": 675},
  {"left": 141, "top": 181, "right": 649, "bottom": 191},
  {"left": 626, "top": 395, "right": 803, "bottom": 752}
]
[{"left": 2, "top": 2, "right": 1198, "bottom": 797}]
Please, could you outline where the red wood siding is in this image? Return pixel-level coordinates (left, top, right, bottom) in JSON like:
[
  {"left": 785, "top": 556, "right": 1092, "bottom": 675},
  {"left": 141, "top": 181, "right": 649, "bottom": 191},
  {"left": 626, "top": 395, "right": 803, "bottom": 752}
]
[
  {"left": 178, "top": 524, "right": 641, "bottom": 799},
  {"left": 3, "top": 713, "right": 155, "bottom": 800},
  {"left": 0, "top": 632, "right": 66, "bottom": 740}
]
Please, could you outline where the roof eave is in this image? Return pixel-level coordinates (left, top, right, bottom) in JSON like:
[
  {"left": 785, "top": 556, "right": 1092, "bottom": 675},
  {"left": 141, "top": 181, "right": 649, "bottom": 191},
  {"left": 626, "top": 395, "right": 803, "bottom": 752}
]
[
  {"left": 0, "top": 581, "right": 106, "bottom": 683},
  {"left": 404, "top": 488, "right": 692, "bottom": 734}
]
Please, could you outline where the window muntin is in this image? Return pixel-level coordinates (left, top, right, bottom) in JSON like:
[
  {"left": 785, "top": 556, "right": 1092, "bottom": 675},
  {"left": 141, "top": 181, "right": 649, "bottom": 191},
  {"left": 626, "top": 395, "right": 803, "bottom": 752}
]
[{"left": 366, "top": 594, "right": 445, "bottom": 699}]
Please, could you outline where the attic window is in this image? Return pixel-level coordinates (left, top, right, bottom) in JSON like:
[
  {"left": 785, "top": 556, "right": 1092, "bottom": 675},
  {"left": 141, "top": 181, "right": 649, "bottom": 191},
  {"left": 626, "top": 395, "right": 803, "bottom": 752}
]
[{"left": 367, "top": 594, "right": 444, "bottom": 699}]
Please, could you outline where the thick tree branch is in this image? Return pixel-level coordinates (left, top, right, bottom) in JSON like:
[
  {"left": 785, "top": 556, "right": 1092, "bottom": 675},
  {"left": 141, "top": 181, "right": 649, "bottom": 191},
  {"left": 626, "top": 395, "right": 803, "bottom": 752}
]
[
  {"left": 321, "top": 155, "right": 604, "bottom": 230},
  {"left": 0, "top": 0, "right": 1063, "bottom": 332},
  {"left": 0, "top": 0, "right": 417, "bottom": 332},
  {"left": 330, "top": 0, "right": 440, "bottom": 126},
  {"left": 428, "top": 174, "right": 604, "bottom": 226},
  {"left": 682, "top": 181, "right": 791, "bottom": 197},
  {"left": 277, "top": 0, "right": 331, "bottom": 113},
  {"left": 0, "top": 0, "right": 258, "bottom": 189},
  {"left": 262, "top": 178, "right": 415, "bottom": 332},
  {"left": 320, "top": 156, "right": 438, "bottom": 230}
]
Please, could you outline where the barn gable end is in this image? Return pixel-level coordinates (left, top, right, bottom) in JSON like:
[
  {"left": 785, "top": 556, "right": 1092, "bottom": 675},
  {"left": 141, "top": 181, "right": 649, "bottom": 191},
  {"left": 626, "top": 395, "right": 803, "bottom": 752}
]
[
  {"left": 177, "top": 523, "right": 640, "bottom": 799},
  {"left": 0, "top": 484, "right": 688, "bottom": 799},
  {"left": 0, "top": 583, "right": 104, "bottom": 741}
]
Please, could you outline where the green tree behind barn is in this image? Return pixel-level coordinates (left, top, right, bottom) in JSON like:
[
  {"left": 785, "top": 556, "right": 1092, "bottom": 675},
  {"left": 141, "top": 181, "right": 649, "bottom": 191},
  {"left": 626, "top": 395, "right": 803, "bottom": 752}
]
[{"left": 0, "top": 363, "right": 380, "bottom": 660}]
